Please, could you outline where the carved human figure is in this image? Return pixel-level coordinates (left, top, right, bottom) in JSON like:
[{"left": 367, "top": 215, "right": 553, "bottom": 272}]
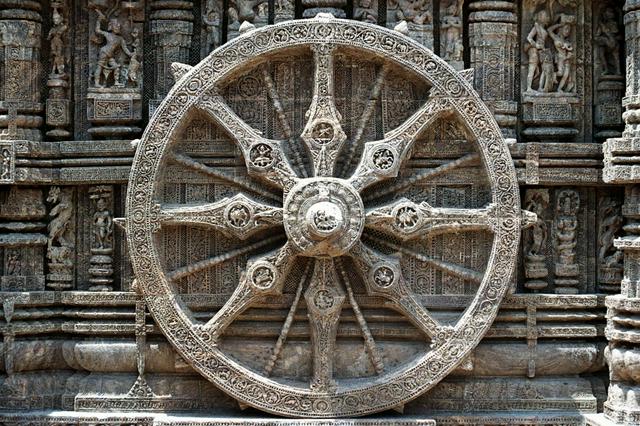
[
  {"left": 47, "top": 186, "right": 73, "bottom": 250},
  {"left": 125, "top": 28, "right": 141, "bottom": 86},
  {"left": 229, "top": 0, "right": 267, "bottom": 24},
  {"left": 48, "top": 6, "right": 68, "bottom": 75},
  {"left": 525, "top": 190, "right": 549, "bottom": 257},
  {"left": 93, "top": 197, "right": 113, "bottom": 249},
  {"left": 354, "top": 0, "right": 378, "bottom": 23},
  {"left": 203, "top": 4, "right": 221, "bottom": 52},
  {"left": 599, "top": 198, "right": 623, "bottom": 265},
  {"left": 441, "top": 1, "right": 463, "bottom": 61},
  {"left": 595, "top": 7, "right": 622, "bottom": 76},
  {"left": 525, "top": 9, "right": 552, "bottom": 92},
  {"left": 90, "top": 6, "right": 134, "bottom": 88},
  {"left": 395, "top": 0, "right": 432, "bottom": 25},
  {"left": 548, "top": 14, "right": 575, "bottom": 93},
  {"left": 6, "top": 251, "right": 21, "bottom": 276}
]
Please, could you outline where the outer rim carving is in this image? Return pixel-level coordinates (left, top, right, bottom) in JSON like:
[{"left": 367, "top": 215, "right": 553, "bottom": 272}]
[{"left": 126, "top": 16, "right": 521, "bottom": 418}]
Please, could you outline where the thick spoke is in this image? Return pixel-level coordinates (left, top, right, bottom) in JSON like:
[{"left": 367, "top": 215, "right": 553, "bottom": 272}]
[
  {"left": 349, "top": 96, "right": 453, "bottom": 191},
  {"left": 365, "top": 235, "right": 483, "bottom": 284},
  {"left": 202, "top": 242, "right": 297, "bottom": 342},
  {"left": 167, "top": 235, "right": 284, "bottom": 282},
  {"left": 336, "top": 258, "right": 384, "bottom": 375},
  {"left": 157, "top": 194, "right": 282, "bottom": 240},
  {"left": 300, "top": 44, "right": 347, "bottom": 177},
  {"left": 347, "top": 241, "right": 442, "bottom": 341},
  {"left": 304, "top": 258, "right": 345, "bottom": 392},
  {"left": 363, "top": 153, "right": 480, "bottom": 203},
  {"left": 170, "top": 152, "right": 281, "bottom": 203},
  {"left": 197, "top": 93, "right": 298, "bottom": 192},
  {"left": 366, "top": 199, "right": 497, "bottom": 240}
]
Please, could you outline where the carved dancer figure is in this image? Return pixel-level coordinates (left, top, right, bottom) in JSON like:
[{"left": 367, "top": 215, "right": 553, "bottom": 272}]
[
  {"left": 548, "top": 14, "right": 575, "bottom": 93},
  {"left": 47, "top": 186, "right": 73, "bottom": 250},
  {"left": 48, "top": 6, "right": 68, "bottom": 75},
  {"left": 203, "top": 4, "right": 220, "bottom": 52},
  {"left": 90, "top": 6, "right": 134, "bottom": 88},
  {"left": 595, "top": 7, "right": 622, "bottom": 76},
  {"left": 441, "top": 1, "right": 463, "bottom": 61},
  {"left": 525, "top": 9, "right": 551, "bottom": 92},
  {"left": 93, "top": 197, "right": 113, "bottom": 249}
]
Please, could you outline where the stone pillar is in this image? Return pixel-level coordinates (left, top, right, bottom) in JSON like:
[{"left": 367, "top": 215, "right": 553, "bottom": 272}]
[
  {"left": 149, "top": 0, "right": 194, "bottom": 116},
  {"left": 599, "top": 2, "right": 640, "bottom": 423},
  {"left": 0, "top": 1, "right": 43, "bottom": 141},
  {"left": 469, "top": 0, "right": 517, "bottom": 139}
]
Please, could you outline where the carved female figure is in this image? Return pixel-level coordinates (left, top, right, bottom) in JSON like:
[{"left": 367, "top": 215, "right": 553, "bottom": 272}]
[
  {"left": 548, "top": 14, "right": 575, "bottom": 93},
  {"left": 526, "top": 9, "right": 551, "bottom": 92},
  {"left": 48, "top": 6, "right": 68, "bottom": 75},
  {"left": 595, "top": 7, "right": 622, "bottom": 76},
  {"left": 441, "top": 2, "right": 463, "bottom": 61},
  {"left": 93, "top": 197, "right": 113, "bottom": 249}
]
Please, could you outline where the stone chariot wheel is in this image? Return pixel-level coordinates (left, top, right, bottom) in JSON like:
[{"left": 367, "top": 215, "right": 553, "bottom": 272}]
[{"left": 126, "top": 14, "right": 531, "bottom": 418}]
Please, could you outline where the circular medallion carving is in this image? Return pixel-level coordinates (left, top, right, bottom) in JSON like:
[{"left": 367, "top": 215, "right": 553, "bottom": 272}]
[{"left": 126, "top": 15, "right": 523, "bottom": 418}]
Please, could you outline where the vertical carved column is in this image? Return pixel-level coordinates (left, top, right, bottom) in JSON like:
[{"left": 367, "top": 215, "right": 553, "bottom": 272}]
[
  {"left": 598, "top": 3, "right": 640, "bottom": 423},
  {"left": 0, "top": 2, "right": 43, "bottom": 141},
  {"left": 46, "top": 1, "right": 71, "bottom": 140},
  {"left": 149, "top": 0, "right": 193, "bottom": 116},
  {"left": 88, "top": 185, "right": 114, "bottom": 291},
  {"left": 86, "top": 0, "right": 144, "bottom": 139},
  {"left": 553, "top": 189, "right": 580, "bottom": 294},
  {"left": 469, "top": 0, "right": 518, "bottom": 139}
]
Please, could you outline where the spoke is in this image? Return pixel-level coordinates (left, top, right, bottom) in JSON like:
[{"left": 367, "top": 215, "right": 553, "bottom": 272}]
[
  {"left": 202, "top": 241, "right": 297, "bottom": 341},
  {"left": 300, "top": 44, "right": 346, "bottom": 177},
  {"left": 347, "top": 241, "right": 441, "bottom": 340},
  {"left": 170, "top": 152, "right": 281, "bottom": 203},
  {"left": 336, "top": 258, "right": 384, "bottom": 375},
  {"left": 338, "top": 64, "right": 390, "bottom": 178},
  {"left": 304, "top": 258, "right": 345, "bottom": 392},
  {"left": 363, "top": 153, "right": 480, "bottom": 203},
  {"left": 366, "top": 199, "right": 497, "bottom": 240},
  {"left": 167, "top": 235, "right": 284, "bottom": 282},
  {"left": 264, "top": 261, "right": 312, "bottom": 377},
  {"left": 365, "top": 235, "right": 483, "bottom": 284},
  {"left": 197, "top": 93, "right": 298, "bottom": 192},
  {"left": 349, "top": 96, "right": 453, "bottom": 191},
  {"left": 157, "top": 194, "right": 282, "bottom": 240},
  {"left": 261, "top": 66, "right": 308, "bottom": 178}
]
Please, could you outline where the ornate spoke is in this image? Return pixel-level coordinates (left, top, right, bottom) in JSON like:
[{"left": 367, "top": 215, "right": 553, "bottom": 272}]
[
  {"left": 347, "top": 241, "right": 442, "bottom": 341},
  {"left": 197, "top": 93, "right": 298, "bottom": 192},
  {"left": 366, "top": 198, "right": 497, "bottom": 240},
  {"left": 365, "top": 235, "right": 484, "bottom": 284},
  {"left": 349, "top": 96, "right": 454, "bottom": 191},
  {"left": 170, "top": 152, "right": 281, "bottom": 203},
  {"left": 304, "top": 258, "right": 345, "bottom": 392},
  {"left": 167, "top": 235, "right": 284, "bottom": 282},
  {"left": 202, "top": 242, "right": 297, "bottom": 341},
  {"left": 156, "top": 194, "right": 282, "bottom": 240},
  {"left": 300, "top": 44, "right": 346, "bottom": 177}
]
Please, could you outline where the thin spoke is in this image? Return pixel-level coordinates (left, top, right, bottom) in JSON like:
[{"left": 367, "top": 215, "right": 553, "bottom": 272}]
[
  {"left": 202, "top": 241, "right": 297, "bottom": 341},
  {"left": 261, "top": 65, "right": 308, "bottom": 178},
  {"left": 158, "top": 194, "right": 282, "bottom": 240},
  {"left": 264, "top": 261, "right": 312, "bottom": 377},
  {"left": 336, "top": 257, "right": 384, "bottom": 375},
  {"left": 304, "top": 258, "right": 345, "bottom": 392},
  {"left": 363, "top": 153, "right": 480, "bottom": 202},
  {"left": 349, "top": 96, "right": 453, "bottom": 192},
  {"left": 167, "top": 235, "right": 284, "bottom": 282},
  {"left": 338, "top": 64, "right": 389, "bottom": 178},
  {"left": 347, "top": 241, "right": 441, "bottom": 340},
  {"left": 197, "top": 93, "right": 298, "bottom": 192},
  {"left": 366, "top": 199, "right": 496, "bottom": 240},
  {"left": 170, "top": 152, "right": 281, "bottom": 203},
  {"left": 300, "top": 44, "right": 347, "bottom": 177},
  {"left": 365, "top": 234, "right": 483, "bottom": 284}
]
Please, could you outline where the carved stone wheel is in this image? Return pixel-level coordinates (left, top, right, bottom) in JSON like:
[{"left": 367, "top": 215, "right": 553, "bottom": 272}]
[{"left": 126, "top": 14, "right": 529, "bottom": 418}]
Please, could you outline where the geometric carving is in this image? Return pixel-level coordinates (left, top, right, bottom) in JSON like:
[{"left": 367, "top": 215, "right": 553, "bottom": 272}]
[{"left": 126, "top": 16, "right": 525, "bottom": 417}]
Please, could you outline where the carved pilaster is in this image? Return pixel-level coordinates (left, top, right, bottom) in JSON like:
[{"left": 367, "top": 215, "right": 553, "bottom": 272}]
[
  {"left": 469, "top": 0, "right": 518, "bottom": 139},
  {"left": 88, "top": 185, "right": 114, "bottom": 291},
  {"left": 86, "top": 0, "right": 144, "bottom": 140},
  {"left": 150, "top": 0, "right": 194, "bottom": 116},
  {"left": 386, "top": 0, "right": 433, "bottom": 48},
  {"left": 0, "top": 1, "right": 43, "bottom": 141}
]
